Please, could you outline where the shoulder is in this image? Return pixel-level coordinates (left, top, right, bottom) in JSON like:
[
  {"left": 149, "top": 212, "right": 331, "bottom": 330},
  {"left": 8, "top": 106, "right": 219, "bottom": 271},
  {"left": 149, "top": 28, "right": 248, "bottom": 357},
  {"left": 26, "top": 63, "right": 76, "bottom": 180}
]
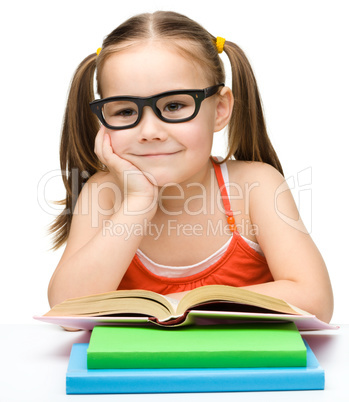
[
  {"left": 225, "top": 159, "right": 301, "bottom": 227},
  {"left": 76, "top": 170, "right": 122, "bottom": 214},
  {"left": 224, "top": 160, "right": 285, "bottom": 202},
  {"left": 226, "top": 160, "right": 307, "bottom": 234},
  {"left": 85, "top": 170, "right": 115, "bottom": 186},
  {"left": 225, "top": 159, "right": 284, "bottom": 186}
]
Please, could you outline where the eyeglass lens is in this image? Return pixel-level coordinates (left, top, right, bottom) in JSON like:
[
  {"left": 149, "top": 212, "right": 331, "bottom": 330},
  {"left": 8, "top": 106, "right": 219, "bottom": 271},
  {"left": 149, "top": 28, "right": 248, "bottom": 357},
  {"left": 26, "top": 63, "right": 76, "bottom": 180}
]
[{"left": 101, "top": 94, "right": 196, "bottom": 128}]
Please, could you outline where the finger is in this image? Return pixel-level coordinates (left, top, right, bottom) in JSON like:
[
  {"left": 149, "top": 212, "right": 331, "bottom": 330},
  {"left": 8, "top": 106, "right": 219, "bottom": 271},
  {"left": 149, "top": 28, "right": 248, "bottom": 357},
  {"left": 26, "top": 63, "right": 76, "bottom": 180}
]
[
  {"left": 94, "top": 127, "right": 108, "bottom": 165},
  {"left": 101, "top": 133, "right": 116, "bottom": 164},
  {"left": 101, "top": 135, "right": 139, "bottom": 173},
  {"left": 100, "top": 134, "right": 126, "bottom": 174}
]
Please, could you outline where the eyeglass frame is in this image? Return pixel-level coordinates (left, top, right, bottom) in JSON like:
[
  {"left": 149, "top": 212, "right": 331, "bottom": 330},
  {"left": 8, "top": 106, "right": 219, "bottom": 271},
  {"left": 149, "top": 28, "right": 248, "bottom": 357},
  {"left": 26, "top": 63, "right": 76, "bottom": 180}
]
[{"left": 89, "top": 83, "right": 225, "bottom": 130}]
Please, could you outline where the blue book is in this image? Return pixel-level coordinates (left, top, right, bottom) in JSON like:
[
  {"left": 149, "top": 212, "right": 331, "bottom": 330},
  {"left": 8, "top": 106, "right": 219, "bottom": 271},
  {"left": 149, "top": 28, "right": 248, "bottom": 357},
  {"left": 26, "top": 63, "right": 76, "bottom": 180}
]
[{"left": 66, "top": 341, "right": 324, "bottom": 394}]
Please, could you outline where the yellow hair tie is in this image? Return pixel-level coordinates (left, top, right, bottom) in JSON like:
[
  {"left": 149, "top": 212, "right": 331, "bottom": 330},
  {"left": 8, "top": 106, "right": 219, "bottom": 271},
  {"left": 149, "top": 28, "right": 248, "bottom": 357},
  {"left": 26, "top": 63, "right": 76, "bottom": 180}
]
[
  {"left": 96, "top": 47, "right": 102, "bottom": 56},
  {"left": 216, "top": 37, "right": 225, "bottom": 53}
]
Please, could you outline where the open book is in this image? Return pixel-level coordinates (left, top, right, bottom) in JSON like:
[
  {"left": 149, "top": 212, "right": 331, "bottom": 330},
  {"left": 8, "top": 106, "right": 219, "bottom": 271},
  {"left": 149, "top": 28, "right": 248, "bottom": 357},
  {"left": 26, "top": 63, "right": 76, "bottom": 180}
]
[{"left": 35, "top": 285, "right": 337, "bottom": 331}]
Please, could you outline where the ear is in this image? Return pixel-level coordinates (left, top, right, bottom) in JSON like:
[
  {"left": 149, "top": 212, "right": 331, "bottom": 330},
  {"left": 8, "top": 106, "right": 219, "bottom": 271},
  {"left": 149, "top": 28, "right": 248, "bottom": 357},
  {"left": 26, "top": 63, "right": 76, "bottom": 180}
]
[{"left": 213, "top": 87, "right": 234, "bottom": 132}]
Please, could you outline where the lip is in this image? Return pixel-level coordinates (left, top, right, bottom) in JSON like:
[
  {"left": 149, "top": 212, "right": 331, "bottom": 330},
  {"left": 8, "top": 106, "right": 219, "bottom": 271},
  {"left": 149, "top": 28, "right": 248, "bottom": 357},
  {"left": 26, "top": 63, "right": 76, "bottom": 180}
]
[{"left": 135, "top": 151, "right": 181, "bottom": 158}]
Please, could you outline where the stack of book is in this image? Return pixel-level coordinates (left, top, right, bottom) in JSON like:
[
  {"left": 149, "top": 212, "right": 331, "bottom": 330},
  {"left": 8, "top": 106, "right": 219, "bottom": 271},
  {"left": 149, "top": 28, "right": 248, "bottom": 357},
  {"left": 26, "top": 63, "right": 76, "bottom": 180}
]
[
  {"left": 34, "top": 285, "right": 332, "bottom": 394},
  {"left": 66, "top": 322, "right": 325, "bottom": 394}
]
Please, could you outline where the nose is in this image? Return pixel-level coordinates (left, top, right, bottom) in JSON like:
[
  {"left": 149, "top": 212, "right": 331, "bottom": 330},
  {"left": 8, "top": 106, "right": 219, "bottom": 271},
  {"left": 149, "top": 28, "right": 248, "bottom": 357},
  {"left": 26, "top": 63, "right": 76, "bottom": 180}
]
[{"left": 137, "top": 106, "right": 168, "bottom": 142}]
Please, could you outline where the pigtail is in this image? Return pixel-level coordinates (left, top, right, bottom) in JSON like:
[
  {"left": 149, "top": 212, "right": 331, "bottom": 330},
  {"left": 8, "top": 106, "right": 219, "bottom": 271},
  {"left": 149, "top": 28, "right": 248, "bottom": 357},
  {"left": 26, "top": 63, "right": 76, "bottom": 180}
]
[
  {"left": 223, "top": 41, "right": 284, "bottom": 176},
  {"left": 50, "top": 53, "right": 102, "bottom": 250}
]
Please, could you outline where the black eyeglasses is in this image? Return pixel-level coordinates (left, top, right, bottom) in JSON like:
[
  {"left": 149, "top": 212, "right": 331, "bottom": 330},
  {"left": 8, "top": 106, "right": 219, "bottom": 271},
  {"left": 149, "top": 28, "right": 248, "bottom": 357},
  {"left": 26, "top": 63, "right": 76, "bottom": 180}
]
[{"left": 89, "top": 83, "right": 224, "bottom": 130}]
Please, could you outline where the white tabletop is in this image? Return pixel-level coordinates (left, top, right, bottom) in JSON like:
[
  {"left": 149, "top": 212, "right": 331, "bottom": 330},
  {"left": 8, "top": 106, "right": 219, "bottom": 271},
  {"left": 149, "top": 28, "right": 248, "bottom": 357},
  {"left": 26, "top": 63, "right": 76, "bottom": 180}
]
[{"left": 1, "top": 323, "right": 348, "bottom": 401}]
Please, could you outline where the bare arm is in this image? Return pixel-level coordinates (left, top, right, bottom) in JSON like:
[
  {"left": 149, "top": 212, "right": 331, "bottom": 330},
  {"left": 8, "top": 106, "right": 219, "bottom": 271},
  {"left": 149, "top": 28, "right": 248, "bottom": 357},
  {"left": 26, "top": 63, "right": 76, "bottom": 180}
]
[
  {"left": 241, "top": 163, "right": 333, "bottom": 323},
  {"left": 48, "top": 129, "right": 158, "bottom": 307},
  {"left": 47, "top": 173, "right": 157, "bottom": 307}
]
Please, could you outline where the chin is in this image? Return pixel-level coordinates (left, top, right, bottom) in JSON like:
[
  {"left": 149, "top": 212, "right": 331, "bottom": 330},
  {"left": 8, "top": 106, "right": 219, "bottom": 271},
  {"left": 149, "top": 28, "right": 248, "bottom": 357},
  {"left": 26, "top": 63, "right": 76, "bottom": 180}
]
[
  {"left": 142, "top": 170, "right": 181, "bottom": 188},
  {"left": 148, "top": 174, "right": 176, "bottom": 188}
]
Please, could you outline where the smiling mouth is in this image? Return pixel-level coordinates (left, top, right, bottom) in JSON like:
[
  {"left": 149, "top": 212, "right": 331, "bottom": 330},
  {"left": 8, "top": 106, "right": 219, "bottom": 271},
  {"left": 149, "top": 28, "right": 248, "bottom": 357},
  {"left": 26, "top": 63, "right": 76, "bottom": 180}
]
[{"left": 137, "top": 151, "right": 180, "bottom": 157}]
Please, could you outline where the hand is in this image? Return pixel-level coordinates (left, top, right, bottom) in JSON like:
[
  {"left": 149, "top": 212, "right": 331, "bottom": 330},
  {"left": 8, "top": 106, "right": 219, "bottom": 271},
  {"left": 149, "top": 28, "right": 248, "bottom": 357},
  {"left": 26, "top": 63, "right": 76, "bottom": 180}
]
[{"left": 94, "top": 127, "right": 158, "bottom": 215}]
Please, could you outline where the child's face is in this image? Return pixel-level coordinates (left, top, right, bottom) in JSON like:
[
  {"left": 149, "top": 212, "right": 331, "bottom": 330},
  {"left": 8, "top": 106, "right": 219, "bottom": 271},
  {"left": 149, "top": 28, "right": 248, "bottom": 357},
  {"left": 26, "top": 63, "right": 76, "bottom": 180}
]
[{"left": 99, "top": 42, "right": 220, "bottom": 187}]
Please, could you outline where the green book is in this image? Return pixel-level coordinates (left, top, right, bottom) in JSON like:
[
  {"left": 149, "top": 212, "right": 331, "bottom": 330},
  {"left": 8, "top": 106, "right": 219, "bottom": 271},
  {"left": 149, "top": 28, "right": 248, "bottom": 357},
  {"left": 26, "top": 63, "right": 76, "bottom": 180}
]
[{"left": 87, "top": 322, "right": 307, "bottom": 369}]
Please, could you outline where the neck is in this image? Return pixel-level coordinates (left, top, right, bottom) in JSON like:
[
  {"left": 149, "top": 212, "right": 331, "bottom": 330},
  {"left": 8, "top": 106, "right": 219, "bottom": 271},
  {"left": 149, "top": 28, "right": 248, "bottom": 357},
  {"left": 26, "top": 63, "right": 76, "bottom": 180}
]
[{"left": 157, "top": 160, "right": 214, "bottom": 215}]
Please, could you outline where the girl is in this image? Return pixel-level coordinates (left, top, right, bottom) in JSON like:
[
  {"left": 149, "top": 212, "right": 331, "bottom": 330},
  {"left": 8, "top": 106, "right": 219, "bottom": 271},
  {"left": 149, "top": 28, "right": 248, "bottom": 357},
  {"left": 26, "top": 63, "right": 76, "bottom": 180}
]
[{"left": 48, "top": 11, "right": 333, "bottom": 323}]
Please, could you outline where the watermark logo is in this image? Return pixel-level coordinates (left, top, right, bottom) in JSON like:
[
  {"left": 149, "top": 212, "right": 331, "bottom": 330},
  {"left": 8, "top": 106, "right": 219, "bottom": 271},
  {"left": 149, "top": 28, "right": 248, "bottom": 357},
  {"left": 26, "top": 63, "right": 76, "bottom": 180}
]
[
  {"left": 37, "top": 166, "right": 313, "bottom": 236},
  {"left": 275, "top": 167, "right": 312, "bottom": 233}
]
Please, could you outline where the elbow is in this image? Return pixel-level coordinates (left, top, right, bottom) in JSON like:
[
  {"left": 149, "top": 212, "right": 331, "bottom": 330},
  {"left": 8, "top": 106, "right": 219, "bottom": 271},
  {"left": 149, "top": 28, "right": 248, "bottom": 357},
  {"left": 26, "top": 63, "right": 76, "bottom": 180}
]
[
  {"left": 47, "top": 272, "right": 63, "bottom": 309},
  {"left": 315, "top": 308, "right": 333, "bottom": 324},
  {"left": 310, "top": 286, "right": 334, "bottom": 324},
  {"left": 47, "top": 263, "right": 74, "bottom": 308},
  {"left": 47, "top": 278, "right": 57, "bottom": 309},
  {"left": 317, "top": 298, "right": 334, "bottom": 324}
]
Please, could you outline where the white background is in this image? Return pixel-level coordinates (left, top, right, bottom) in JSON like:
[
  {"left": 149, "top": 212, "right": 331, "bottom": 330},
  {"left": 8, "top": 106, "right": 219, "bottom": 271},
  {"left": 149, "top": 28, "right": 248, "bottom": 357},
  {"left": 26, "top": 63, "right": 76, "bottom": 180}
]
[{"left": 1, "top": 0, "right": 348, "bottom": 325}]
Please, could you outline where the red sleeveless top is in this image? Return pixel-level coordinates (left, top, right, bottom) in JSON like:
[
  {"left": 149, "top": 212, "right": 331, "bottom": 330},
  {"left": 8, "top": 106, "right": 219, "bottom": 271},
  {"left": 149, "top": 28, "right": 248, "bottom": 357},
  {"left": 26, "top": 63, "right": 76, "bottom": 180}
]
[{"left": 118, "top": 159, "right": 273, "bottom": 294}]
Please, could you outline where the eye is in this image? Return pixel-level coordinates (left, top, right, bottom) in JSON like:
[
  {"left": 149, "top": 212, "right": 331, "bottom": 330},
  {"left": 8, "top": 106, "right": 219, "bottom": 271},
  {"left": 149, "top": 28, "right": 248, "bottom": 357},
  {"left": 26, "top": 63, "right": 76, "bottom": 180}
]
[
  {"left": 164, "top": 102, "right": 185, "bottom": 112},
  {"left": 157, "top": 94, "right": 195, "bottom": 119},
  {"left": 102, "top": 101, "right": 138, "bottom": 126},
  {"left": 103, "top": 101, "right": 138, "bottom": 119},
  {"left": 116, "top": 108, "right": 137, "bottom": 117}
]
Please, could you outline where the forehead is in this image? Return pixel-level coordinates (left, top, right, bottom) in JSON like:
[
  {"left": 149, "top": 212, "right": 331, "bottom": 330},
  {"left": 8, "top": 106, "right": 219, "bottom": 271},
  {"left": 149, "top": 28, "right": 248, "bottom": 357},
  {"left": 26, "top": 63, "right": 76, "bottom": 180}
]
[{"left": 98, "top": 42, "right": 210, "bottom": 98}]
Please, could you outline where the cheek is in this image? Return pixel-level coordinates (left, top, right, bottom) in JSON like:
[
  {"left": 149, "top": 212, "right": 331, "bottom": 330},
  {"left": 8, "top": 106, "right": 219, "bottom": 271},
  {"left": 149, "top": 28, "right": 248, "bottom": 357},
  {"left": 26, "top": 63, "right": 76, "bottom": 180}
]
[
  {"left": 108, "top": 132, "right": 128, "bottom": 155},
  {"left": 180, "top": 120, "right": 215, "bottom": 152}
]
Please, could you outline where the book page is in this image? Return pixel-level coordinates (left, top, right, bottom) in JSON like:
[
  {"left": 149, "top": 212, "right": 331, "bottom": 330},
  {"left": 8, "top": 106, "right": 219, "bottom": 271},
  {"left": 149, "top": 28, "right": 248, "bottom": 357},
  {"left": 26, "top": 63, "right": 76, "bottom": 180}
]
[
  {"left": 162, "top": 295, "right": 180, "bottom": 309},
  {"left": 176, "top": 285, "right": 305, "bottom": 317},
  {"left": 44, "top": 289, "right": 177, "bottom": 319}
]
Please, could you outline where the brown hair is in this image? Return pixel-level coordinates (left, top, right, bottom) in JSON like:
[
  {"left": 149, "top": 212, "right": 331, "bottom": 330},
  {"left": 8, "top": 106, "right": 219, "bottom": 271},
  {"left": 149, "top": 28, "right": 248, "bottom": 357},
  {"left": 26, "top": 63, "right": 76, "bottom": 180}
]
[{"left": 50, "top": 11, "right": 283, "bottom": 249}]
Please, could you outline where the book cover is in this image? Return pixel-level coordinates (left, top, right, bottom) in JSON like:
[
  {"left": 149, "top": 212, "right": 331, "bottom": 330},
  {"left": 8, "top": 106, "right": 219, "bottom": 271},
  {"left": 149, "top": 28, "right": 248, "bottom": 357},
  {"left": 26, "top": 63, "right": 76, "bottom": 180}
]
[
  {"left": 66, "top": 341, "right": 324, "bottom": 394},
  {"left": 87, "top": 322, "right": 307, "bottom": 369}
]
